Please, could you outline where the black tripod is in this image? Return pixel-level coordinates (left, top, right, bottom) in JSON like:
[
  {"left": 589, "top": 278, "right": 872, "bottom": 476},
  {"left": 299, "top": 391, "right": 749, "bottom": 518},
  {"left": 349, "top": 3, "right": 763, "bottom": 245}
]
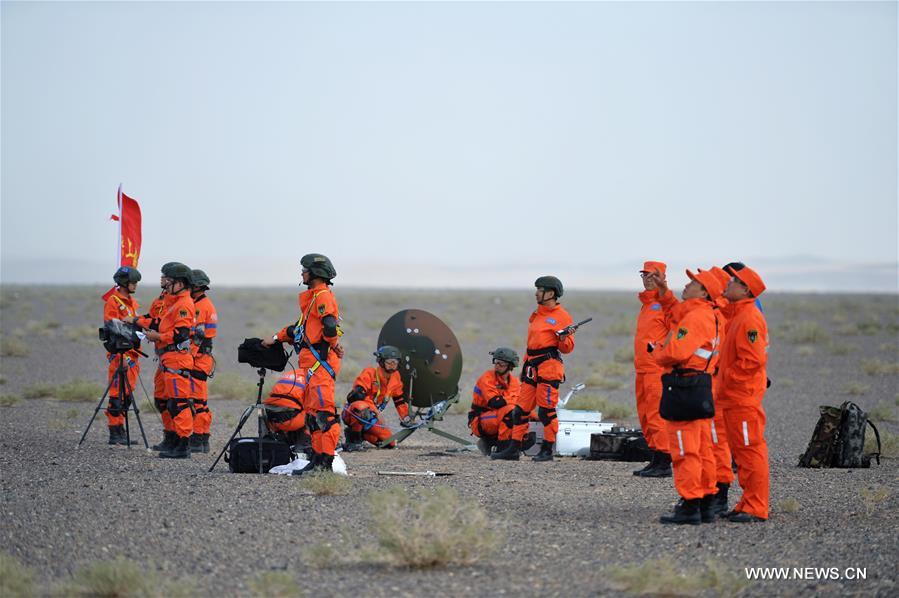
[
  {"left": 78, "top": 351, "right": 149, "bottom": 449},
  {"left": 209, "top": 367, "right": 270, "bottom": 472}
]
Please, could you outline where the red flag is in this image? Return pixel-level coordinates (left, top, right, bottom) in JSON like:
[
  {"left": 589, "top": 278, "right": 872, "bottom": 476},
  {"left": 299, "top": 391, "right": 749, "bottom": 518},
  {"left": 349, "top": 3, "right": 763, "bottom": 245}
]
[{"left": 102, "top": 185, "right": 143, "bottom": 301}]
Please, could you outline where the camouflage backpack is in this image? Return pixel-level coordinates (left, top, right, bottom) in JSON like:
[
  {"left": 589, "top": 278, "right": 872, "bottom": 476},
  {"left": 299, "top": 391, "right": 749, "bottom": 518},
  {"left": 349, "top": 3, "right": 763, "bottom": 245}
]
[{"left": 798, "top": 402, "right": 881, "bottom": 468}]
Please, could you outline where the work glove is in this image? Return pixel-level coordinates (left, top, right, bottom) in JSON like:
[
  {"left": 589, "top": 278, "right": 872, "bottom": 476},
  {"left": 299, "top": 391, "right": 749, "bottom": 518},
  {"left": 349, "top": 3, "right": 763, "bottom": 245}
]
[{"left": 487, "top": 396, "right": 507, "bottom": 410}]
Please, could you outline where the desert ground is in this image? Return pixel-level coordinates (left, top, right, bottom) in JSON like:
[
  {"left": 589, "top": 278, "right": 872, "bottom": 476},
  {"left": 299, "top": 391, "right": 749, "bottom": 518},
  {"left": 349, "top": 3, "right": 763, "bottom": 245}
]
[{"left": 1, "top": 286, "right": 897, "bottom": 597}]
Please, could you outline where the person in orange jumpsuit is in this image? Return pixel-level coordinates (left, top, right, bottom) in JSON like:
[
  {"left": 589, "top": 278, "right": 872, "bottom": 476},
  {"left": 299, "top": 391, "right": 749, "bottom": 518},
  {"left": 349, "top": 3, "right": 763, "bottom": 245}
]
[
  {"left": 632, "top": 261, "right": 672, "bottom": 477},
  {"left": 102, "top": 266, "right": 142, "bottom": 445},
  {"left": 263, "top": 253, "right": 344, "bottom": 472},
  {"left": 131, "top": 262, "right": 196, "bottom": 459},
  {"left": 188, "top": 269, "right": 217, "bottom": 453},
  {"left": 651, "top": 269, "right": 723, "bottom": 524},
  {"left": 492, "top": 276, "right": 576, "bottom": 462},
  {"left": 136, "top": 285, "right": 170, "bottom": 452},
  {"left": 263, "top": 368, "right": 309, "bottom": 448},
  {"left": 718, "top": 263, "right": 770, "bottom": 522},
  {"left": 468, "top": 348, "right": 520, "bottom": 456},
  {"left": 341, "top": 346, "right": 410, "bottom": 450}
]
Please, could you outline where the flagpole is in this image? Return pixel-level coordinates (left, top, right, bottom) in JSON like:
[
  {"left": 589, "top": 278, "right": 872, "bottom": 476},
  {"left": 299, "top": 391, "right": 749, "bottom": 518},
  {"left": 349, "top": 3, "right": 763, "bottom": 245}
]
[{"left": 116, "top": 183, "right": 122, "bottom": 270}]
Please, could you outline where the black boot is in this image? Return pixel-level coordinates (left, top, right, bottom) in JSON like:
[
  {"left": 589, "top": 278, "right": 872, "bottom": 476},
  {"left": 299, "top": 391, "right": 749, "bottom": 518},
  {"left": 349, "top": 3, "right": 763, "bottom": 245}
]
[
  {"left": 532, "top": 441, "right": 554, "bottom": 462},
  {"left": 189, "top": 434, "right": 204, "bottom": 453},
  {"left": 343, "top": 430, "right": 365, "bottom": 452},
  {"left": 108, "top": 426, "right": 120, "bottom": 445},
  {"left": 159, "top": 436, "right": 191, "bottom": 459},
  {"left": 659, "top": 498, "right": 701, "bottom": 525},
  {"left": 640, "top": 451, "right": 672, "bottom": 478},
  {"left": 201, "top": 434, "right": 210, "bottom": 454},
  {"left": 700, "top": 494, "right": 717, "bottom": 523},
  {"left": 293, "top": 452, "right": 320, "bottom": 474},
  {"left": 490, "top": 439, "right": 521, "bottom": 461},
  {"left": 633, "top": 450, "right": 658, "bottom": 476},
  {"left": 152, "top": 431, "right": 177, "bottom": 452},
  {"left": 317, "top": 454, "right": 335, "bottom": 471},
  {"left": 475, "top": 438, "right": 494, "bottom": 456},
  {"left": 116, "top": 426, "right": 134, "bottom": 445},
  {"left": 714, "top": 482, "right": 730, "bottom": 517}
]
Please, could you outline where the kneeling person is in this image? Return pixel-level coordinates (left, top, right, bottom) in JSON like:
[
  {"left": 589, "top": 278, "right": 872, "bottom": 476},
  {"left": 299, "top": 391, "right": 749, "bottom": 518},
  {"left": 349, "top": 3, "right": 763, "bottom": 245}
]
[
  {"left": 341, "top": 346, "right": 410, "bottom": 449},
  {"left": 264, "top": 368, "right": 309, "bottom": 449},
  {"left": 468, "top": 348, "right": 520, "bottom": 456}
]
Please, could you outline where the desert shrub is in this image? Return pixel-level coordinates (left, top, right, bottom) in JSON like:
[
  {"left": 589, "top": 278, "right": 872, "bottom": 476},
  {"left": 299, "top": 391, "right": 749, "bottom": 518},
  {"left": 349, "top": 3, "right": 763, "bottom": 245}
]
[
  {"left": 64, "top": 324, "right": 97, "bottom": 344},
  {"left": 0, "top": 376, "right": 6, "bottom": 384},
  {"left": 787, "top": 321, "right": 829, "bottom": 344},
  {"left": 1, "top": 337, "right": 30, "bottom": 357},
  {"left": 796, "top": 346, "right": 815, "bottom": 357},
  {"left": 0, "top": 394, "right": 20, "bottom": 407},
  {"left": 563, "top": 394, "right": 632, "bottom": 419},
  {"left": 62, "top": 557, "right": 159, "bottom": 597},
  {"left": 608, "top": 559, "right": 746, "bottom": 596},
  {"left": 827, "top": 342, "right": 856, "bottom": 356},
  {"left": 777, "top": 498, "right": 801, "bottom": 513},
  {"left": 303, "top": 542, "right": 339, "bottom": 568},
  {"left": 868, "top": 429, "right": 899, "bottom": 458},
  {"left": 64, "top": 408, "right": 80, "bottom": 419},
  {"left": 585, "top": 374, "right": 625, "bottom": 391},
  {"left": 300, "top": 472, "right": 352, "bottom": 496},
  {"left": 855, "top": 318, "right": 881, "bottom": 335},
  {"left": 57, "top": 380, "right": 103, "bottom": 402},
  {"left": 860, "top": 359, "right": 899, "bottom": 376},
  {"left": 0, "top": 552, "right": 35, "bottom": 597},
  {"left": 860, "top": 486, "right": 890, "bottom": 516},
  {"left": 778, "top": 378, "right": 795, "bottom": 388},
  {"left": 247, "top": 571, "right": 300, "bottom": 598},
  {"left": 22, "top": 383, "right": 58, "bottom": 399},
  {"left": 868, "top": 403, "right": 898, "bottom": 423},
  {"left": 599, "top": 361, "right": 629, "bottom": 378},
  {"left": 613, "top": 346, "right": 634, "bottom": 364},
  {"left": 368, "top": 486, "right": 501, "bottom": 568},
  {"left": 603, "top": 317, "right": 634, "bottom": 337},
  {"left": 209, "top": 371, "right": 258, "bottom": 400},
  {"left": 844, "top": 383, "right": 868, "bottom": 396}
]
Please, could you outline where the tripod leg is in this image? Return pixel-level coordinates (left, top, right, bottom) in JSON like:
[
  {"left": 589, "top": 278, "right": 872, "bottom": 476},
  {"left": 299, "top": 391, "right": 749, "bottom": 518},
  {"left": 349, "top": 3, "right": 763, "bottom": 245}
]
[
  {"left": 78, "top": 371, "right": 116, "bottom": 448},
  {"left": 122, "top": 369, "right": 149, "bottom": 449}
]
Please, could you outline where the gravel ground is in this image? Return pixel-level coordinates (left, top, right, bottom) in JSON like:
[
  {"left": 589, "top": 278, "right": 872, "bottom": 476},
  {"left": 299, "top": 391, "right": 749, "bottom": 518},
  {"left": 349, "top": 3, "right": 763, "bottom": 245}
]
[{"left": 1, "top": 287, "right": 897, "bottom": 596}]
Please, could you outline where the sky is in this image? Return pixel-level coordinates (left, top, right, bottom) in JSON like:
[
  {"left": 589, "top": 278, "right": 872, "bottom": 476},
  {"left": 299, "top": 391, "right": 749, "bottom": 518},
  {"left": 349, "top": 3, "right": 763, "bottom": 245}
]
[{"left": 1, "top": 1, "right": 897, "bottom": 291}]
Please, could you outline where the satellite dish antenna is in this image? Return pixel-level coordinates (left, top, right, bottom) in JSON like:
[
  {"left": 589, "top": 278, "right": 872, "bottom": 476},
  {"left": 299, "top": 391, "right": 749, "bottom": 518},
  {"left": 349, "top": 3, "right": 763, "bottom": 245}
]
[{"left": 376, "top": 309, "right": 473, "bottom": 448}]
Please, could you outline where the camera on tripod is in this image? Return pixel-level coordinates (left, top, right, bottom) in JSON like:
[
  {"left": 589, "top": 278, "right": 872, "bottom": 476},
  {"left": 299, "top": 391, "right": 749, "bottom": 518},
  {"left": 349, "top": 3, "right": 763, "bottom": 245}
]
[{"left": 99, "top": 319, "right": 142, "bottom": 354}]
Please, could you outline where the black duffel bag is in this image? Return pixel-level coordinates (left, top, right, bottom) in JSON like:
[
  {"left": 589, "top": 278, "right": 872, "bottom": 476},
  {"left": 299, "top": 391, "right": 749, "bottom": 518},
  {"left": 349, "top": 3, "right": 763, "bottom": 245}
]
[
  {"left": 225, "top": 437, "right": 293, "bottom": 473},
  {"left": 238, "top": 337, "right": 289, "bottom": 372},
  {"left": 659, "top": 369, "right": 714, "bottom": 421}
]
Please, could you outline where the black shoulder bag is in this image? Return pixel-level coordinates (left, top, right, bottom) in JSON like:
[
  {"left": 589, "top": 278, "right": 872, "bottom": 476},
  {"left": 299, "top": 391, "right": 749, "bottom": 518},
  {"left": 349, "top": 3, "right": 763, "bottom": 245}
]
[{"left": 659, "top": 315, "right": 718, "bottom": 422}]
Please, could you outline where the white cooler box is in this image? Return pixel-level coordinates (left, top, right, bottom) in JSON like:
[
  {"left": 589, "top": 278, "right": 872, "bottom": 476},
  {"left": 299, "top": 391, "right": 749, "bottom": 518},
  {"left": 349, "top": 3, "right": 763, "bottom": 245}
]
[{"left": 526, "top": 409, "right": 616, "bottom": 457}]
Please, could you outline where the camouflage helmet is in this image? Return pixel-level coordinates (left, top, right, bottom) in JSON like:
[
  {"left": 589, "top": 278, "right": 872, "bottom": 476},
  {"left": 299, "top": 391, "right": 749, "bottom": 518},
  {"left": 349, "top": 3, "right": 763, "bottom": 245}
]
[
  {"left": 490, "top": 347, "right": 519, "bottom": 368},
  {"left": 191, "top": 269, "right": 211, "bottom": 289},
  {"left": 535, "top": 275, "right": 563, "bottom": 298},
  {"left": 113, "top": 266, "right": 141, "bottom": 287},
  {"left": 374, "top": 345, "right": 402, "bottom": 362},
  {"left": 161, "top": 262, "right": 193, "bottom": 284},
  {"left": 301, "top": 253, "right": 337, "bottom": 281}
]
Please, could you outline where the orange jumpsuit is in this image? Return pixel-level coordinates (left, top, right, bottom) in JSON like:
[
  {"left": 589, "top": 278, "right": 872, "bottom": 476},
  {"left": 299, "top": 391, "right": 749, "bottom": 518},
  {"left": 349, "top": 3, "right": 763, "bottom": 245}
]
[
  {"left": 276, "top": 282, "right": 342, "bottom": 456},
  {"left": 264, "top": 369, "right": 307, "bottom": 434},
  {"left": 469, "top": 368, "right": 520, "bottom": 441},
  {"left": 341, "top": 366, "right": 407, "bottom": 446},
  {"left": 136, "top": 294, "right": 169, "bottom": 432},
  {"left": 634, "top": 290, "right": 670, "bottom": 453},
  {"left": 653, "top": 298, "right": 720, "bottom": 501},
  {"left": 658, "top": 290, "right": 732, "bottom": 485},
  {"left": 717, "top": 298, "right": 770, "bottom": 519},
  {"left": 510, "top": 303, "right": 575, "bottom": 444},
  {"left": 151, "top": 291, "right": 195, "bottom": 439},
  {"left": 191, "top": 294, "right": 218, "bottom": 435},
  {"left": 103, "top": 290, "right": 141, "bottom": 427}
]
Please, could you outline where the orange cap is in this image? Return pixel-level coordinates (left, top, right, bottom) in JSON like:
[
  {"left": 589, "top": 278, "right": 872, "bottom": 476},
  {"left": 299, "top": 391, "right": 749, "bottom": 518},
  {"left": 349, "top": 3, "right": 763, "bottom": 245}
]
[
  {"left": 686, "top": 268, "right": 724, "bottom": 300},
  {"left": 725, "top": 264, "right": 766, "bottom": 297},
  {"left": 640, "top": 261, "right": 667, "bottom": 274},
  {"left": 709, "top": 266, "right": 731, "bottom": 289}
]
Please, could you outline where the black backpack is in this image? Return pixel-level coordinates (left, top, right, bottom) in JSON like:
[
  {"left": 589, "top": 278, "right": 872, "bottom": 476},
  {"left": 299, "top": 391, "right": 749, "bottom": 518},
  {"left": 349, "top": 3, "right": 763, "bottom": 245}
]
[{"left": 798, "top": 401, "right": 881, "bottom": 468}]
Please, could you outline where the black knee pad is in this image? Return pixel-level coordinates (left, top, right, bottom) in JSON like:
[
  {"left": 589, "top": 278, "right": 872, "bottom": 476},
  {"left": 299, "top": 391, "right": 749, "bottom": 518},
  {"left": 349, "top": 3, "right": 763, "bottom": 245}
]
[
  {"left": 501, "top": 410, "right": 515, "bottom": 428},
  {"left": 537, "top": 407, "right": 557, "bottom": 426},
  {"left": 166, "top": 398, "right": 188, "bottom": 417},
  {"left": 510, "top": 406, "right": 527, "bottom": 426},
  {"left": 107, "top": 398, "right": 123, "bottom": 417},
  {"left": 154, "top": 398, "right": 166, "bottom": 414},
  {"left": 305, "top": 413, "right": 319, "bottom": 432}
]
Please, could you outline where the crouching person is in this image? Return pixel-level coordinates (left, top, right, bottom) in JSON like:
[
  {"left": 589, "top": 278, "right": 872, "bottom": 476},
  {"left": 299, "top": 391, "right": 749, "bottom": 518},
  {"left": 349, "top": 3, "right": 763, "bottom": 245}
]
[
  {"left": 468, "top": 348, "right": 520, "bottom": 456},
  {"left": 263, "top": 368, "right": 310, "bottom": 450},
  {"left": 341, "top": 346, "right": 410, "bottom": 450}
]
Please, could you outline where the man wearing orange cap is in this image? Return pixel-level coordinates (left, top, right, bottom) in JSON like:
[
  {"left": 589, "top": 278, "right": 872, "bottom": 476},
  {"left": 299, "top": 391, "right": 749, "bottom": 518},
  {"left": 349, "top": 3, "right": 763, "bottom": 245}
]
[
  {"left": 718, "top": 263, "right": 770, "bottom": 522},
  {"left": 651, "top": 269, "right": 722, "bottom": 524},
  {"left": 632, "top": 261, "right": 672, "bottom": 477}
]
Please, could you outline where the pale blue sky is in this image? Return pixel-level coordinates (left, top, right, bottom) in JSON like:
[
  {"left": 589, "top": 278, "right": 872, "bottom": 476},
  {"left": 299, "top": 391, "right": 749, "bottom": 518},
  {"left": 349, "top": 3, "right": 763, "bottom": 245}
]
[{"left": 2, "top": 1, "right": 896, "bottom": 290}]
